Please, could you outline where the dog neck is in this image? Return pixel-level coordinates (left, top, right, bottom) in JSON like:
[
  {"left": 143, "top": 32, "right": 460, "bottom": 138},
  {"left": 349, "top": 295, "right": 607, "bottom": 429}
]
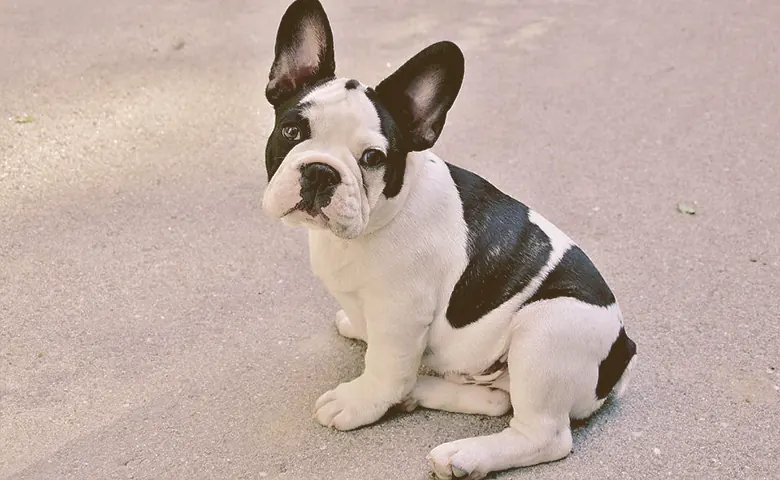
[{"left": 361, "top": 151, "right": 428, "bottom": 236}]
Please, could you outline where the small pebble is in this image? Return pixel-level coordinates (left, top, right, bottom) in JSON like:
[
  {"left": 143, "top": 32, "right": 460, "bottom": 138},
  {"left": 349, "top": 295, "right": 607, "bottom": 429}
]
[{"left": 653, "top": 448, "right": 661, "bottom": 455}]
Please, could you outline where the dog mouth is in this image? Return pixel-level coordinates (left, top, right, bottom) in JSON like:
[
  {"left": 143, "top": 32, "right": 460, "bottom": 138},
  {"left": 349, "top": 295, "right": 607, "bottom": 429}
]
[
  {"left": 265, "top": 159, "right": 365, "bottom": 239},
  {"left": 279, "top": 162, "right": 340, "bottom": 219},
  {"left": 281, "top": 183, "right": 335, "bottom": 219},
  {"left": 282, "top": 200, "right": 331, "bottom": 223}
]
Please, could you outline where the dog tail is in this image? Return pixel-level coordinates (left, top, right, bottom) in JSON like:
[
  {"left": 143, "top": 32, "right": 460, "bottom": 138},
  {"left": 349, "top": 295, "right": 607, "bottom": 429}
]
[
  {"left": 612, "top": 352, "right": 637, "bottom": 398},
  {"left": 595, "top": 327, "right": 637, "bottom": 399}
]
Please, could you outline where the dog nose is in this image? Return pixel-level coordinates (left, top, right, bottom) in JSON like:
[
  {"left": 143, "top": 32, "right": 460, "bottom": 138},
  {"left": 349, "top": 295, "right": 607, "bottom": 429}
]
[
  {"left": 299, "top": 162, "right": 341, "bottom": 213},
  {"left": 300, "top": 162, "right": 340, "bottom": 191}
]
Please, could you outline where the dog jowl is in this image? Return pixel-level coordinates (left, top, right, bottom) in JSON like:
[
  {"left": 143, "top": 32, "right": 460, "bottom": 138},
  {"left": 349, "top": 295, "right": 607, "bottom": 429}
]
[{"left": 261, "top": 1, "right": 637, "bottom": 479}]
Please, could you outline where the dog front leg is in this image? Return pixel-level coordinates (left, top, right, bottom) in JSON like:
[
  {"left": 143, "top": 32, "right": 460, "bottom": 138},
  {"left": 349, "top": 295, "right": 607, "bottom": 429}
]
[{"left": 314, "top": 302, "right": 428, "bottom": 431}]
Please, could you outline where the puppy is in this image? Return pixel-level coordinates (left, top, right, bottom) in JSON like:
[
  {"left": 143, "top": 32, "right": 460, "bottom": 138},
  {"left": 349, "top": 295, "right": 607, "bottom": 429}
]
[{"left": 261, "top": 1, "right": 637, "bottom": 478}]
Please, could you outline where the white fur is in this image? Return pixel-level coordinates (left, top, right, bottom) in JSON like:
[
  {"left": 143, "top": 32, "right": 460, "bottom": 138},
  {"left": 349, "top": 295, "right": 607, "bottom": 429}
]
[
  {"left": 263, "top": 78, "right": 635, "bottom": 479},
  {"left": 402, "top": 375, "right": 511, "bottom": 417}
]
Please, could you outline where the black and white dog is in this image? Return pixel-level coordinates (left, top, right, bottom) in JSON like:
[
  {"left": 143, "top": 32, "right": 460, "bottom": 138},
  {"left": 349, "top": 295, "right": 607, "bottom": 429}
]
[{"left": 261, "top": 1, "right": 637, "bottom": 478}]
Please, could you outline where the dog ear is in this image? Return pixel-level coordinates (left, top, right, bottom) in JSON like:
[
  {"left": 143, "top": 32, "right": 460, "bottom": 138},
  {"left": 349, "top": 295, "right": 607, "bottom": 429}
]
[
  {"left": 266, "top": 0, "right": 336, "bottom": 107},
  {"left": 375, "top": 41, "right": 464, "bottom": 152}
]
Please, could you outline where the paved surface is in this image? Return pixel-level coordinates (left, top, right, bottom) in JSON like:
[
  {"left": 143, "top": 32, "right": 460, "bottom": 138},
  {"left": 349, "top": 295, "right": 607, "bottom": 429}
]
[{"left": 2, "top": 0, "right": 779, "bottom": 478}]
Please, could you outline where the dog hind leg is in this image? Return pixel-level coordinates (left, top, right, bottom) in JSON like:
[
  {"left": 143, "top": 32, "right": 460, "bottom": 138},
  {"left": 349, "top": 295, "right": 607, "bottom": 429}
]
[
  {"left": 399, "top": 375, "right": 511, "bottom": 417},
  {"left": 428, "top": 298, "right": 620, "bottom": 479}
]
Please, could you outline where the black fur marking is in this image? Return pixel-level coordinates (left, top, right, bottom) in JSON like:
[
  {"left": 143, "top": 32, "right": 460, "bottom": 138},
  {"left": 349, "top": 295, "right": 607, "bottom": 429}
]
[
  {"left": 344, "top": 79, "right": 360, "bottom": 90},
  {"left": 522, "top": 246, "right": 616, "bottom": 308},
  {"left": 264, "top": 75, "right": 335, "bottom": 180},
  {"left": 595, "top": 327, "right": 636, "bottom": 399},
  {"left": 264, "top": 98, "right": 317, "bottom": 180},
  {"left": 445, "top": 163, "right": 552, "bottom": 329},
  {"left": 363, "top": 87, "right": 406, "bottom": 198}
]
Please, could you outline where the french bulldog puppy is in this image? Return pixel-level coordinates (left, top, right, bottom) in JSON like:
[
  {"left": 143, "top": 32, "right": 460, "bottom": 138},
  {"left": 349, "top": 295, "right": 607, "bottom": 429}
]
[{"left": 261, "top": 1, "right": 637, "bottom": 478}]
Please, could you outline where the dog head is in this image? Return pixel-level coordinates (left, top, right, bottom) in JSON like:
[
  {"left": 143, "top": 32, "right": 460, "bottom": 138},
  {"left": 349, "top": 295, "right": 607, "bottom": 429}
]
[{"left": 262, "top": 0, "right": 464, "bottom": 239}]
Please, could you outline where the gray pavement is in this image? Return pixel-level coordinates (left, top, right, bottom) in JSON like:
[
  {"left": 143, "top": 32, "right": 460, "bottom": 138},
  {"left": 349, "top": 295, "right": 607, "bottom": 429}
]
[{"left": 1, "top": 0, "right": 779, "bottom": 478}]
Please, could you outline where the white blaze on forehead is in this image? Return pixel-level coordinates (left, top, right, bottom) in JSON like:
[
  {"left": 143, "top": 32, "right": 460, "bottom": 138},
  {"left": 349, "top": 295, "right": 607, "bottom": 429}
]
[
  {"left": 302, "top": 77, "right": 355, "bottom": 103},
  {"left": 301, "top": 79, "right": 388, "bottom": 152}
]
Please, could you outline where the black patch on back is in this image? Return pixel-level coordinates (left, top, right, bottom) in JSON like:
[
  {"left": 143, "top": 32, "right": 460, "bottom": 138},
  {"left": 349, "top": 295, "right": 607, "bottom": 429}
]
[
  {"left": 445, "top": 163, "right": 552, "bottom": 329},
  {"left": 344, "top": 79, "right": 360, "bottom": 90},
  {"left": 364, "top": 87, "right": 406, "bottom": 198},
  {"left": 595, "top": 327, "right": 636, "bottom": 399},
  {"left": 522, "top": 246, "right": 616, "bottom": 307}
]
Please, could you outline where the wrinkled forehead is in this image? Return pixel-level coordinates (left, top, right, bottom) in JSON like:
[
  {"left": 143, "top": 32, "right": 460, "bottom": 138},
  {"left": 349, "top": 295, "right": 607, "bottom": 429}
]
[{"left": 300, "top": 78, "right": 388, "bottom": 150}]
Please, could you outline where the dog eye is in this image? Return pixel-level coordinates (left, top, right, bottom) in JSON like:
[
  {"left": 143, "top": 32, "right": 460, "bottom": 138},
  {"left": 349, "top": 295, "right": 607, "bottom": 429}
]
[
  {"left": 281, "top": 125, "right": 301, "bottom": 141},
  {"left": 359, "top": 149, "right": 386, "bottom": 167}
]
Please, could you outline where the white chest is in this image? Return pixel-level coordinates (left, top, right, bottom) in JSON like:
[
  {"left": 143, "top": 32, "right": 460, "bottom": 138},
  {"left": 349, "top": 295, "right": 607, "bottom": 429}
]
[{"left": 308, "top": 232, "right": 378, "bottom": 293}]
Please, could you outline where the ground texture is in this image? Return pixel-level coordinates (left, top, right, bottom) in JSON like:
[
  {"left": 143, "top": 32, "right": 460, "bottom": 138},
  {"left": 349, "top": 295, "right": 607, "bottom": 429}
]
[{"left": 1, "top": 0, "right": 779, "bottom": 479}]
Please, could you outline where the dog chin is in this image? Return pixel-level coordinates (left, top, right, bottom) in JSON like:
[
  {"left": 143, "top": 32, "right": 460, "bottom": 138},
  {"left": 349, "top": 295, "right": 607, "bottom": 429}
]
[
  {"left": 263, "top": 179, "right": 368, "bottom": 239},
  {"left": 279, "top": 209, "right": 365, "bottom": 240},
  {"left": 327, "top": 220, "right": 364, "bottom": 240}
]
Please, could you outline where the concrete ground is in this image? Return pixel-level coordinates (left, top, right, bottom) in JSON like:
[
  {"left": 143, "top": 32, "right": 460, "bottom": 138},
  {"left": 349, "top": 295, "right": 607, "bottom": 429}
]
[{"left": 1, "top": 0, "right": 778, "bottom": 478}]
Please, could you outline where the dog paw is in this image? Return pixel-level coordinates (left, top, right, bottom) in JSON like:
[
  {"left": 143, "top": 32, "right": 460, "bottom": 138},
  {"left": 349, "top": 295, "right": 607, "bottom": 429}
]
[
  {"left": 334, "top": 310, "right": 366, "bottom": 341},
  {"left": 314, "top": 376, "right": 392, "bottom": 430},
  {"left": 428, "top": 439, "right": 489, "bottom": 480}
]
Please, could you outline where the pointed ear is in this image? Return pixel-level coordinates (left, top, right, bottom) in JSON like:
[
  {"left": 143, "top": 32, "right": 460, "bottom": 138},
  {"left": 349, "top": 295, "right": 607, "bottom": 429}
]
[
  {"left": 375, "top": 41, "right": 464, "bottom": 151},
  {"left": 266, "top": 0, "right": 336, "bottom": 107}
]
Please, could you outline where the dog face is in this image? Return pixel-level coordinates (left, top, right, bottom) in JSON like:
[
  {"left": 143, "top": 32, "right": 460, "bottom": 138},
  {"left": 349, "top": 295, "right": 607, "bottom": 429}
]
[
  {"left": 263, "top": 77, "right": 405, "bottom": 239},
  {"left": 262, "top": 0, "right": 465, "bottom": 239}
]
